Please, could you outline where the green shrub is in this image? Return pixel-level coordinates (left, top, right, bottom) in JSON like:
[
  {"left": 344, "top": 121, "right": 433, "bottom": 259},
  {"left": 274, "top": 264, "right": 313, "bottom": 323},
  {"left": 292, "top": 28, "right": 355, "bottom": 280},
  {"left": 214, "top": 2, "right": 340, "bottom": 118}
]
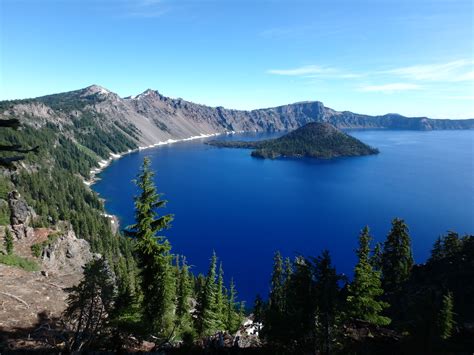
[
  {"left": 31, "top": 243, "right": 43, "bottom": 258},
  {"left": 0, "top": 175, "right": 12, "bottom": 200},
  {"left": 0, "top": 254, "right": 39, "bottom": 271},
  {"left": 0, "top": 203, "right": 10, "bottom": 225}
]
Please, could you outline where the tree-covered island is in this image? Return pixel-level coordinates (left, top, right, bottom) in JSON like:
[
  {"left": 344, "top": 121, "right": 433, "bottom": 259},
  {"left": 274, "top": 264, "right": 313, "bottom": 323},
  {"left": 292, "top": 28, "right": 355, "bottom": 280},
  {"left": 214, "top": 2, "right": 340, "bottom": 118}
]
[{"left": 207, "top": 122, "right": 379, "bottom": 159}]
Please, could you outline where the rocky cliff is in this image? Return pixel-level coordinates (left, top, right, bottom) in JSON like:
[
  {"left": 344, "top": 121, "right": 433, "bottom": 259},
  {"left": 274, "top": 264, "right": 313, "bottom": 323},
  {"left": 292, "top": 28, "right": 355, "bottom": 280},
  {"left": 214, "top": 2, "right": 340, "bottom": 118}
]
[{"left": 1, "top": 85, "right": 472, "bottom": 151}]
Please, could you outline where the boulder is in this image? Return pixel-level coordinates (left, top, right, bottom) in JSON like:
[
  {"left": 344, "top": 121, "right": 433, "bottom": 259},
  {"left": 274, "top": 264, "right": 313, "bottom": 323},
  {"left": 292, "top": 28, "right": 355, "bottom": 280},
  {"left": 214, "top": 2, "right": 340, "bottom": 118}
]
[
  {"left": 8, "top": 191, "right": 35, "bottom": 225},
  {"left": 7, "top": 191, "right": 36, "bottom": 240},
  {"left": 41, "top": 230, "right": 94, "bottom": 275}
]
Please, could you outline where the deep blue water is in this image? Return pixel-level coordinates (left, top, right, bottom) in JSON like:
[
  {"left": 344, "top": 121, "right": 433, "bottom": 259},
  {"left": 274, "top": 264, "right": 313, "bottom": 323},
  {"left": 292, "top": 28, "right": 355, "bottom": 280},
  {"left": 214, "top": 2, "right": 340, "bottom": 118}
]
[{"left": 94, "top": 130, "right": 474, "bottom": 303}]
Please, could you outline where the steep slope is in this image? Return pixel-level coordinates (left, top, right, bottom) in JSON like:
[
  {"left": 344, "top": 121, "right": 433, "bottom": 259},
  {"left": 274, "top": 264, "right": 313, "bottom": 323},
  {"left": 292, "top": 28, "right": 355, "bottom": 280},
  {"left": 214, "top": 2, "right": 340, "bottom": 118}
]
[{"left": 207, "top": 122, "right": 379, "bottom": 159}]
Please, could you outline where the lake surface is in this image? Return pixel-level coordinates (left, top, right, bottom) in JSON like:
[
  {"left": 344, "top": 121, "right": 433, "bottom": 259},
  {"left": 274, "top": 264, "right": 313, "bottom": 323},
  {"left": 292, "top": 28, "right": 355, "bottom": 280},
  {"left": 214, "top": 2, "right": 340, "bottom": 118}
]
[{"left": 94, "top": 130, "right": 474, "bottom": 303}]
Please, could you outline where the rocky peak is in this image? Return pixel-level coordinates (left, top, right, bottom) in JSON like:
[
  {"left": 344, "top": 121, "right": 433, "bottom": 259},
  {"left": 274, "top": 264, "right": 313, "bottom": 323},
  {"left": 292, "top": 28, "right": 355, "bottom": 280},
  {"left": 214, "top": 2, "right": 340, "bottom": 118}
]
[
  {"left": 135, "top": 88, "right": 162, "bottom": 100},
  {"left": 80, "top": 85, "right": 120, "bottom": 101}
]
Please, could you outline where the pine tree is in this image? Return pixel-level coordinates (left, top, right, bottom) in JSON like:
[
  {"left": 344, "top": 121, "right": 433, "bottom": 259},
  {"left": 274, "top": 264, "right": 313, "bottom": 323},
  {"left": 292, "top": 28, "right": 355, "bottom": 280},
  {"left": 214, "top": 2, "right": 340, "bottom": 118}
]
[
  {"left": 284, "top": 256, "right": 314, "bottom": 345},
  {"left": 215, "top": 262, "right": 226, "bottom": 327},
  {"left": 429, "top": 232, "right": 462, "bottom": 263},
  {"left": 430, "top": 236, "right": 444, "bottom": 262},
  {"left": 264, "top": 251, "right": 286, "bottom": 342},
  {"left": 381, "top": 218, "right": 414, "bottom": 293},
  {"left": 438, "top": 291, "right": 456, "bottom": 340},
  {"left": 4, "top": 228, "right": 14, "bottom": 255},
  {"left": 370, "top": 242, "right": 383, "bottom": 271},
  {"left": 63, "top": 257, "right": 117, "bottom": 352},
  {"left": 175, "top": 256, "right": 193, "bottom": 337},
  {"left": 312, "top": 250, "right": 342, "bottom": 355},
  {"left": 347, "top": 226, "right": 391, "bottom": 326},
  {"left": 253, "top": 294, "right": 265, "bottom": 333},
  {"left": 196, "top": 251, "right": 221, "bottom": 336},
  {"left": 225, "top": 278, "right": 241, "bottom": 333},
  {"left": 125, "top": 157, "right": 175, "bottom": 337},
  {"left": 442, "top": 231, "right": 462, "bottom": 258},
  {"left": 269, "top": 251, "right": 285, "bottom": 312}
]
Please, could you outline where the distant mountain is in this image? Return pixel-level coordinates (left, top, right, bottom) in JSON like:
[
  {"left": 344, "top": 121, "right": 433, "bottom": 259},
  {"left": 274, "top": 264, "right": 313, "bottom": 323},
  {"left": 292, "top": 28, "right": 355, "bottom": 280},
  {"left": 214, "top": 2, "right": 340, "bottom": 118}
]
[
  {"left": 0, "top": 85, "right": 472, "bottom": 153},
  {"left": 207, "top": 122, "right": 379, "bottom": 159}
]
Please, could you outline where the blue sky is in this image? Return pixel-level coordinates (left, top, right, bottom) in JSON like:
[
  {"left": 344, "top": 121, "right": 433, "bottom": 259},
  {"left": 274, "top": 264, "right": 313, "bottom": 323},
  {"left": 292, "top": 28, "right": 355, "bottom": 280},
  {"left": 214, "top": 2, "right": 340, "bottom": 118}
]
[{"left": 1, "top": 0, "right": 473, "bottom": 118}]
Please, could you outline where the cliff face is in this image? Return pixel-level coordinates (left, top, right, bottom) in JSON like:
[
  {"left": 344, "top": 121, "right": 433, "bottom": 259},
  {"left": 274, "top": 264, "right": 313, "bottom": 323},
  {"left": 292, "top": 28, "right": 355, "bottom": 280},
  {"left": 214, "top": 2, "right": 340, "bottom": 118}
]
[{"left": 1, "top": 85, "right": 472, "bottom": 149}]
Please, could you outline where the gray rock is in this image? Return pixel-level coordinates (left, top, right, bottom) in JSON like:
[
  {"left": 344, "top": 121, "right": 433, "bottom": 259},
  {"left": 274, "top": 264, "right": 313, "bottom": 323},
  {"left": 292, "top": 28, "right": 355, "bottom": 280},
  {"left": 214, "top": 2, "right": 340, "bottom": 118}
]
[
  {"left": 8, "top": 191, "right": 35, "bottom": 226},
  {"left": 41, "top": 230, "right": 94, "bottom": 275}
]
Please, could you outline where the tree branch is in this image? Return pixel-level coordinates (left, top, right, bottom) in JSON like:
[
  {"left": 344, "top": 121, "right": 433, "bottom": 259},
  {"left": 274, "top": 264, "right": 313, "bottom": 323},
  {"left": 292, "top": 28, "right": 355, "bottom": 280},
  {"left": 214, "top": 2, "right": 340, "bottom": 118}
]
[{"left": 0, "top": 291, "right": 30, "bottom": 308}]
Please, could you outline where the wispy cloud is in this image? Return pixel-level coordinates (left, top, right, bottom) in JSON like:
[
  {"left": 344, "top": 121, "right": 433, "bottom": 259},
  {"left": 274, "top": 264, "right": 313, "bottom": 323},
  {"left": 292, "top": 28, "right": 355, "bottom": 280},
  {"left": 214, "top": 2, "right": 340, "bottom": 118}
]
[
  {"left": 358, "top": 83, "right": 422, "bottom": 93},
  {"left": 444, "top": 95, "right": 474, "bottom": 100},
  {"left": 384, "top": 60, "right": 474, "bottom": 82},
  {"left": 267, "top": 65, "right": 335, "bottom": 76}
]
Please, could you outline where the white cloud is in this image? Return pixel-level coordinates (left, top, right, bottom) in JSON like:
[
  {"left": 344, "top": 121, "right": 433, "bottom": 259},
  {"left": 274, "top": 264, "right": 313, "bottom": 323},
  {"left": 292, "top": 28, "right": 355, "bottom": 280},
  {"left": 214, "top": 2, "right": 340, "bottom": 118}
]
[
  {"left": 267, "top": 65, "right": 335, "bottom": 76},
  {"left": 384, "top": 60, "right": 474, "bottom": 82},
  {"left": 358, "top": 83, "right": 422, "bottom": 93}
]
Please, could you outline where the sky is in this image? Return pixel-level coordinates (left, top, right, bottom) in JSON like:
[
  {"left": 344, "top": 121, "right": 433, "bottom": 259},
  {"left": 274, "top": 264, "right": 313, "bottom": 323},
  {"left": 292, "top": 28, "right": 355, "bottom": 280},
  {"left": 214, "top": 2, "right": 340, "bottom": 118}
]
[{"left": 0, "top": 0, "right": 473, "bottom": 118}]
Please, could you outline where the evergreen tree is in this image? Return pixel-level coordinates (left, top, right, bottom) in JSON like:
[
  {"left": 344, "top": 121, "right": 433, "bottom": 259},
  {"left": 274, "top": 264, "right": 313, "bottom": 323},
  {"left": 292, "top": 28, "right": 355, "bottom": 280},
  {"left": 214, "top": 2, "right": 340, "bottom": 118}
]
[
  {"left": 312, "top": 250, "right": 342, "bottom": 355},
  {"left": 284, "top": 256, "right": 314, "bottom": 346},
  {"left": 125, "top": 157, "right": 175, "bottom": 338},
  {"left": 4, "top": 228, "right": 14, "bottom": 255},
  {"left": 253, "top": 294, "right": 265, "bottom": 333},
  {"left": 347, "top": 226, "right": 390, "bottom": 326},
  {"left": 263, "top": 251, "right": 286, "bottom": 342},
  {"left": 269, "top": 251, "right": 285, "bottom": 312},
  {"left": 430, "top": 237, "right": 444, "bottom": 262},
  {"left": 442, "top": 232, "right": 462, "bottom": 257},
  {"left": 370, "top": 242, "right": 383, "bottom": 271},
  {"left": 196, "top": 251, "right": 221, "bottom": 335},
  {"left": 63, "top": 258, "right": 116, "bottom": 352},
  {"left": 225, "top": 278, "right": 241, "bottom": 333},
  {"left": 175, "top": 256, "right": 193, "bottom": 337},
  {"left": 438, "top": 291, "right": 456, "bottom": 340},
  {"left": 430, "top": 231, "right": 462, "bottom": 263},
  {"left": 215, "top": 262, "right": 226, "bottom": 327},
  {"left": 381, "top": 218, "right": 414, "bottom": 293}
]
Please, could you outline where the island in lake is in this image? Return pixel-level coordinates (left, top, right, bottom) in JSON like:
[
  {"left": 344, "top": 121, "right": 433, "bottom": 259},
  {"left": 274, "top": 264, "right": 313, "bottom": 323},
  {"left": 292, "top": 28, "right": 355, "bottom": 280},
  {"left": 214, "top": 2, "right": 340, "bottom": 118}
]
[{"left": 207, "top": 122, "right": 379, "bottom": 159}]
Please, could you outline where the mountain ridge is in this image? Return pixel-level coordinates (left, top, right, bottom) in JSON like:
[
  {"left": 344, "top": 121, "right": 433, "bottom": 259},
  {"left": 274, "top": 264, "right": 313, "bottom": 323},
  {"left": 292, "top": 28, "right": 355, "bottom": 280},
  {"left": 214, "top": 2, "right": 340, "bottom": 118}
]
[{"left": 1, "top": 85, "right": 473, "bottom": 154}]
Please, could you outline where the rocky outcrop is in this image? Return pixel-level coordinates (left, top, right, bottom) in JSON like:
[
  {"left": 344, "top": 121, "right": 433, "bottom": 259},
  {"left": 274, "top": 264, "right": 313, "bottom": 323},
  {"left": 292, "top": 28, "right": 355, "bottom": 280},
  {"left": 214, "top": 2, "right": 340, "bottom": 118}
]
[
  {"left": 7, "top": 191, "right": 35, "bottom": 240},
  {"left": 41, "top": 230, "right": 94, "bottom": 276}
]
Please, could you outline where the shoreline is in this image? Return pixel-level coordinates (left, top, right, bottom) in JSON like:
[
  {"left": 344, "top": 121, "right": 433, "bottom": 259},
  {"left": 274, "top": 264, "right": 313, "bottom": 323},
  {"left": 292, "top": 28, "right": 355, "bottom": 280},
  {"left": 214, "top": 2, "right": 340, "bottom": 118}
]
[{"left": 83, "top": 130, "right": 244, "bottom": 186}]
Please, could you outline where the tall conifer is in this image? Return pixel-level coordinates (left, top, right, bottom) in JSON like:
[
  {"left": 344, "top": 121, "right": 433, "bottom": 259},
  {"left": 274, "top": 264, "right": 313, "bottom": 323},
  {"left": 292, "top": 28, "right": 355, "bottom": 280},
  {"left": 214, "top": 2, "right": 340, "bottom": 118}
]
[
  {"left": 176, "top": 256, "right": 193, "bottom": 337},
  {"left": 347, "top": 226, "right": 390, "bottom": 326},
  {"left": 126, "top": 157, "right": 175, "bottom": 337},
  {"left": 381, "top": 218, "right": 414, "bottom": 292},
  {"left": 438, "top": 291, "right": 456, "bottom": 340}
]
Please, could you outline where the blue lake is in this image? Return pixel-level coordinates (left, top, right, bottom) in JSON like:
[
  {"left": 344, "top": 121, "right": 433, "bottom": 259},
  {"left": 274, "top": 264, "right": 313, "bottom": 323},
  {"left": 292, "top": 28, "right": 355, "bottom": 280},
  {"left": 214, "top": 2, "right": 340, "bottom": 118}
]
[{"left": 94, "top": 130, "right": 474, "bottom": 303}]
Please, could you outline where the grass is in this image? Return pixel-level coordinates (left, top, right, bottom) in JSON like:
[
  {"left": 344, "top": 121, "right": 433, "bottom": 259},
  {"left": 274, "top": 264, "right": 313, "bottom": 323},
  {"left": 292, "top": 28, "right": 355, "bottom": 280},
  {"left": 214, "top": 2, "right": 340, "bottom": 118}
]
[{"left": 0, "top": 253, "right": 40, "bottom": 272}]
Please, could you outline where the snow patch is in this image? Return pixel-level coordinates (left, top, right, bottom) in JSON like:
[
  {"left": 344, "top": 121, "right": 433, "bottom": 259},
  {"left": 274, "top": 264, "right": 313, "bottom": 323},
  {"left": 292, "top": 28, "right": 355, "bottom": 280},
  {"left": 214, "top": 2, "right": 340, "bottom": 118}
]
[{"left": 83, "top": 132, "right": 227, "bottom": 186}]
